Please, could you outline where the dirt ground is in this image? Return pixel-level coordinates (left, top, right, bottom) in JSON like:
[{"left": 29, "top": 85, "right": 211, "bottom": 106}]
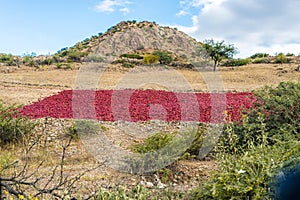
[{"left": 0, "top": 63, "right": 299, "bottom": 198}]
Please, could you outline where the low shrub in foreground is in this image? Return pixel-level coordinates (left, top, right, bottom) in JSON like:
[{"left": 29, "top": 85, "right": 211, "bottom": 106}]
[
  {"left": 194, "top": 81, "right": 300, "bottom": 199},
  {"left": 130, "top": 125, "right": 204, "bottom": 159},
  {"left": 0, "top": 100, "right": 36, "bottom": 144},
  {"left": 191, "top": 135, "right": 300, "bottom": 199},
  {"left": 249, "top": 82, "right": 300, "bottom": 137},
  {"left": 95, "top": 185, "right": 184, "bottom": 200},
  {"left": 217, "top": 82, "right": 300, "bottom": 153}
]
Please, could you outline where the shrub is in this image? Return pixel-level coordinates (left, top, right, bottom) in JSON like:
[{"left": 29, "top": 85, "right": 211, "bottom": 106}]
[
  {"left": 41, "top": 57, "right": 55, "bottom": 65},
  {"left": 286, "top": 53, "right": 294, "bottom": 57},
  {"left": 120, "top": 53, "right": 143, "bottom": 60},
  {"left": 130, "top": 127, "right": 203, "bottom": 158},
  {"left": 250, "top": 82, "right": 300, "bottom": 137},
  {"left": 85, "top": 54, "right": 104, "bottom": 62},
  {"left": 143, "top": 54, "right": 159, "bottom": 64},
  {"left": 252, "top": 57, "right": 270, "bottom": 64},
  {"left": 191, "top": 82, "right": 300, "bottom": 199},
  {"left": 274, "top": 53, "right": 290, "bottom": 64},
  {"left": 95, "top": 185, "right": 184, "bottom": 200},
  {"left": 223, "top": 58, "right": 250, "bottom": 67},
  {"left": 23, "top": 55, "right": 36, "bottom": 67},
  {"left": 191, "top": 135, "right": 300, "bottom": 199},
  {"left": 250, "top": 53, "right": 269, "bottom": 59},
  {"left": 0, "top": 101, "right": 36, "bottom": 145},
  {"left": 67, "top": 50, "right": 88, "bottom": 62},
  {"left": 130, "top": 132, "right": 175, "bottom": 153},
  {"left": 122, "top": 62, "right": 135, "bottom": 68},
  {"left": 217, "top": 82, "right": 300, "bottom": 153},
  {"left": 0, "top": 54, "right": 16, "bottom": 66},
  {"left": 153, "top": 51, "right": 173, "bottom": 65}
]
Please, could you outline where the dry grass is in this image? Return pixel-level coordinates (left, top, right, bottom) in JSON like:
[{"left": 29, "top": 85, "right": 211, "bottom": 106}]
[{"left": 0, "top": 63, "right": 299, "bottom": 106}]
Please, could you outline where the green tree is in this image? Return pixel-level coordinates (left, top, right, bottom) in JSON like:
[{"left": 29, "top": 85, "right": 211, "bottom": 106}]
[
  {"left": 203, "top": 39, "right": 238, "bottom": 71},
  {"left": 153, "top": 51, "right": 172, "bottom": 65}
]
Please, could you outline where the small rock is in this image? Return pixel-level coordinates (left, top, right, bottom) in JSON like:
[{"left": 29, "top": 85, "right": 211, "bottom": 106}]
[
  {"left": 146, "top": 181, "right": 154, "bottom": 188},
  {"left": 157, "top": 182, "right": 167, "bottom": 189}
]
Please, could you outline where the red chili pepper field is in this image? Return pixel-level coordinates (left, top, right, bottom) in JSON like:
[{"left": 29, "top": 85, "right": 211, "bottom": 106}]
[{"left": 19, "top": 89, "right": 255, "bottom": 123}]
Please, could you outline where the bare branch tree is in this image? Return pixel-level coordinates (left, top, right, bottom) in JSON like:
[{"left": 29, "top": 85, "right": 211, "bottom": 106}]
[{"left": 0, "top": 120, "right": 104, "bottom": 199}]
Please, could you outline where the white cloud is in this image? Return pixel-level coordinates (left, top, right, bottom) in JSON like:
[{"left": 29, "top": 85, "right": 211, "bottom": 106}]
[
  {"left": 175, "top": 0, "right": 300, "bottom": 57},
  {"left": 176, "top": 10, "right": 189, "bottom": 17},
  {"left": 173, "top": 15, "right": 199, "bottom": 34},
  {"left": 95, "top": 0, "right": 131, "bottom": 14},
  {"left": 120, "top": 7, "right": 130, "bottom": 14}
]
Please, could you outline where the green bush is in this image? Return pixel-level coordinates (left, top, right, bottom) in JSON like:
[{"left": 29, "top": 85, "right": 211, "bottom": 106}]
[
  {"left": 274, "top": 53, "right": 290, "bottom": 64},
  {"left": 252, "top": 57, "right": 270, "bottom": 64},
  {"left": 41, "top": 57, "right": 55, "bottom": 65},
  {"left": 131, "top": 132, "right": 175, "bottom": 153},
  {"left": 0, "top": 54, "right": 16, "bottom": 66},
  {"left": 250, "top": 82, "right": 300, "bottom": 137},
  {"left": 95, "top": 185, "right": 184, "bottom": 200},
  {"left": 130, "top": 127, "right": 203, "bottom": 158},
  {"left": 122, "top": 62, "right": 136, "bottom": 68},
  {"left": 152, "top": 51, "right": 173, "bottom": 65},
  {"left": 56, "top": 63, "right": 72, "bottom": 69},
  {"left": 216, "top": 82, "right": 300, "bottom": 154},
  {"left": 191, "top": 135, "right": 300, "bottom": 199},
  {"left": 250, "top": 53, "right": 269, "bottom": 59},
  {"left": 286, "top": 53, "right": 294, "bottom": 57},
  {"left": 0, "top": 101, "right": 36, "bottom": 145},
  {"left": 143, "top": 54, "right": 159, "bottom": 64},
  {"left": 120, "top": 53, "right": 143, "bottom": 60},
  {"left": 191, "top": 81, "right": 300, "bottom": 199},
  {"left": 85, "top": 54, "right": 104, "bottom": 62},
  {"left": 223, "top": 58, "right": 251, "bottom": 67},
  {"left": 23, "top": 55, "right": 35, "bottom": 67},
  {"left": 67, "top": 50, "right": 88, "bottom": 62}
]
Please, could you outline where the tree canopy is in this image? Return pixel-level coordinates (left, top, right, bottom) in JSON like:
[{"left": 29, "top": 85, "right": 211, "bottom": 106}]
[{"left": 203, "top": 39, "right": 238, "bottom": 71}]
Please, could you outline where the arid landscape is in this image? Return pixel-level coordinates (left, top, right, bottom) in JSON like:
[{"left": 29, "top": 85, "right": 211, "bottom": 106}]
[
  {"left": 0, "top": 63, "right": 299, "bottom": 105},
  {"left": 1, "top": 21, "right": 300, "bottom": 199}
]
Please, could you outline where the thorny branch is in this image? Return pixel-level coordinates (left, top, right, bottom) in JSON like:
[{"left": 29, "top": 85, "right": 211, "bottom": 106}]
[{"left": 0, "top": 119, "right": 105, "bottom": 199}]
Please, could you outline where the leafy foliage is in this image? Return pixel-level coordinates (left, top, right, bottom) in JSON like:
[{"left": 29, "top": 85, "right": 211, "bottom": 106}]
[
  {"left": 0, "top": 100, "right": 36, "bottom": 145},
  {"left": 85, "top": 54, "right": 104, "bottom": 62},
  {"left": 130, "top": 132, "right": 175, "bottom": 153},
  {"left": 202, "top": 39, "right": 238, "bottom": 71},
  {"left": 217, "top": 82, "right": 300, "bottom": 152},
  {"left": 250, "top": 82, "right": 300, "bottom": 137},
  {"left": 223, "top": 58, "right": 251, "bottom": 67},
  {"left": 0, "top": 54, "right": 17, "bottom": 66},
  {"left": 274, "top": 53, "right": 290, "bottom": 64},
  {"left": 120, "top": 53, "right": 143, "bottom": 60},
  {"left": 66, "top": 50, "right": 88, "bottom": 62},
  {"left": 286, "top": 53, "right": 294, "bottom": 57},
  {"left": 250, "top": 53, "right": 269, "bottom": 59},
  {"left": 252, "top": 57, "right": 270, "bottom": 64},
  {"left": 130, "top": 127, "right": 203, "bottom": 158},
  {"left": 191, "top": 81, "right": 300, "bottom": 199},
  {"left": 152, "top": 51, "right": 173, "bottom": 65},
  {"left": 192, "top": 133, "right": 300, "bottom": 199},
  {"left": 95, "top": 185, "right": 184, "bottom": 200},
  {"left": 143, "top": 54, "right": 159, "bottom": 64}
]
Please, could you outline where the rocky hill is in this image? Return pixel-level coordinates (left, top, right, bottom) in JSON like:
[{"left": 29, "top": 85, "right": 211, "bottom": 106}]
[{"left": 57, "top": 20, "right": 203, "bottom": 63}]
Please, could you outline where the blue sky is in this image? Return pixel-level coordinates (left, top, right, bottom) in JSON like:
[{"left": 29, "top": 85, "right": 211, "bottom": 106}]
[{"left": 1, "top": 0, "right": 300, "bottom": 57}]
